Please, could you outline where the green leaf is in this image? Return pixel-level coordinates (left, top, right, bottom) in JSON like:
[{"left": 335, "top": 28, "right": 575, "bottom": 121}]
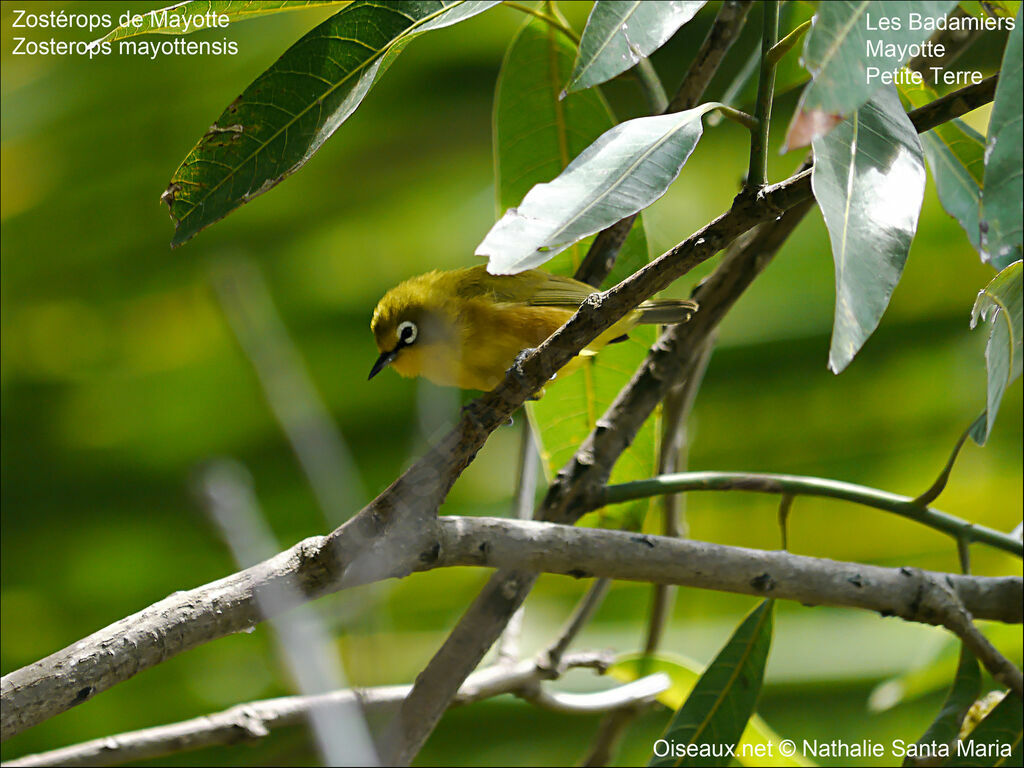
[
  {"left": 94, "top": 1, "right": 349, "bottom": 45},
  {"left": 980, "top": 7, "right": 1024, "bottom": 269},
  {"left": 959, "top": 1, "right": 1021, "bottom": 19},
  {"left": 611, "top": 652, "right": 814, "bottom": 767},
  {"left": 479, "top": 102, "right": 719, "bottom": 274},
  {"left": 947, "top": 692, "right": 1023, "bottom": 767},
  {"left": 786, "top": 1, "right": 958, "bottom": 148},
  {"left": 493, "top": 15, "right": 658, "bottom": 529},
  {"left": 904, "top": 648, "right": 982, "bottom": 766},
  {"left": 900, "top": 80, "right": 986, "bottom": 253},
  {"left": 969, "top": 260, "right": 1023, "bottom": 444},
  {"left": 811, "top": 85, "right": 925, "bottom": 373},
  {"left": 164, "top": 0, "right": 498, "bottom": 246},
  {"left": 565, "top": 1, "right": 706, "bottom": 94},
  {"left": 649, "top": 600, "right": 775, "bottom": 767}
]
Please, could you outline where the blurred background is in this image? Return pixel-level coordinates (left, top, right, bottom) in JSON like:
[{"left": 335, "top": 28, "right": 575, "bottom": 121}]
[{"left": 2, "top": 2, "right": 1021, "bottom": 765}]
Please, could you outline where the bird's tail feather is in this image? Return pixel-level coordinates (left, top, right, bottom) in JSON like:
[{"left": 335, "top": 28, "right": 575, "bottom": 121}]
[{"left": 635, "top": 299, "right": 698, "bottom": 325}]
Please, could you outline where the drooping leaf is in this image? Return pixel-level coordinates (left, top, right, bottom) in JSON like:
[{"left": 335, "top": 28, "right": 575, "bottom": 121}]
[
  {"left": 493, "top": 15, "right": 658, "bottom": 530},
  {"left": 900, "top": 80, "right": 986, "bottom": 253},
  {"left": 903, "top": 648, "right": 982, "bottom": 766},
  {"left": 946, "top": 691, "right": 1023, "bottom": 767},
  {"left": 479, "top": 103, "right": 719, "bottom": 274},
  {"left": 164, "top": 0, "right": 498, "bottom": 246},
  {"left": 969, "top": 260, "right": 1023, "bottom": 444},
  {"left": 980, "top": 7, "right": 1024, "bottom": 269},
  {"left": 649, "top": 600, "right": 775, "bottom": 767},
  {"left": 94, "top": 1, "right": 349, "bottom": 45},
  {"left": 786, "top": 1, "right": 958, "bottom": 148},
  {"left": 811, "top": 85, "right": 925, "bottom": 373},
  {"left": 566, "top": 1, "right": 706, "bottom": 94},
  {"left": 611, "top": 652, "right": 814, "bottom": 767}
]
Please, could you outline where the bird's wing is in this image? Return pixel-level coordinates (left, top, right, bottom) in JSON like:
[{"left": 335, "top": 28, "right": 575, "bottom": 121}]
[
  {"left": 454, "top": 266, "right": 595, "bottom": 307},
  {"left": 523, "top": 271, "right": 595, "bottom": 308}
]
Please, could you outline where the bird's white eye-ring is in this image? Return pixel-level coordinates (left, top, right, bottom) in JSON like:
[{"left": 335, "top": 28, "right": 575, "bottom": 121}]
[{"left": 398, "top": 320, "right": 418, "bottom": 345}]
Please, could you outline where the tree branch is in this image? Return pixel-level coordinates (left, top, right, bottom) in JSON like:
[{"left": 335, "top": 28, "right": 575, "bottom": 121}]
[
  {"left": 3, "top": 652, "right": 659, "bottom": 768},
  {"left": 0, "top": 75, "right": 999, "bottom": 746},
  {"left": 424, "top": 518, "right": 1023, "bottom": 626},
  {"left": 380, "top": 74, "right": 1000, "bottom": 762}
]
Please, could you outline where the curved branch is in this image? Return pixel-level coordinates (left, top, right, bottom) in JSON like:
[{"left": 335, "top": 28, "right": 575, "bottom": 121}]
[
  {"left": 3, "top": 652, "right": 658, "bottom": 768},
  {"left": 599, "top": 471, "right": 1023, "bottom": 557}
]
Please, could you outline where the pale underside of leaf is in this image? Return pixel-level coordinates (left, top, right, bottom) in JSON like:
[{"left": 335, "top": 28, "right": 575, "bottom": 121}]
[
  {"left": 566, "top": 0, "right": 706, "bottom": 93},
  {"left": 811, "top": 85, "right": 925, "bottom": 373},
  {"left": 479, "top": 103, "right": 718, "bottom": 274}
]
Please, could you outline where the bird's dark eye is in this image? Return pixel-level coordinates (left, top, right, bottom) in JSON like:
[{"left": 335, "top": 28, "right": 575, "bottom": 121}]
[{"left": 397, "top": 320, "right": 418, "bottom": 345}]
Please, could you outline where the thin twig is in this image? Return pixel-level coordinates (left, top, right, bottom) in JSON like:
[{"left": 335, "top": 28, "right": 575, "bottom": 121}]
[
  {"left": 746, "top": 0, "right": 779, "bottom": 190},
  {"left": 669, "top": 0, "right": 755, "bottom": 112},
  {"left": 913, "top": 417, "right": 979, "bottom": 507},
  {"left": 502, "top": 0, "right": 579, "bottom": 44},
  {"left": 539, "top": 578, "right": 613, "bottom": 674},
  {"left": 581, "top": 705, "right": 646, "bottom": 767},
  {"left": 495, "top": 422, "right": 541, "bottom": 664},
  {"left": 642, "top": 336, "right": 715, "bottom": 655},
  {"left": 600, "top": 471, "right": 1023, "bottom": 557},
  {"left": 3, "top": 653, "right": 657, "bottom": 768},
  {"left": 635, "top": 57, "right": 669, "bottom": 113}
]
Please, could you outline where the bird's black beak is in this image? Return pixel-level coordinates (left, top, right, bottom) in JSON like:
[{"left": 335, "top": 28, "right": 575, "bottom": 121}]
[{"left": 368, "top": 349, "right": 397, "bottom": 380}]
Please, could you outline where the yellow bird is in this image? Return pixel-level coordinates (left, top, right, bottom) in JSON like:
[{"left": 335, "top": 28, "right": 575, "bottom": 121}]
[{"left": 369, "top": 265, "right": 697, "bottom": 391}]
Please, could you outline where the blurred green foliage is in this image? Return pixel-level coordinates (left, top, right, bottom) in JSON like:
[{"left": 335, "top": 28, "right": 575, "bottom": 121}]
[{"left": 1, "top": 2, "right": 1020, "bottom": 766}]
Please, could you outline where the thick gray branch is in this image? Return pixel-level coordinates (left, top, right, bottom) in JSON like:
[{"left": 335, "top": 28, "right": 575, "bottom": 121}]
[{"left": 431, "top": 518, "right": 1022, "bottom": 625}]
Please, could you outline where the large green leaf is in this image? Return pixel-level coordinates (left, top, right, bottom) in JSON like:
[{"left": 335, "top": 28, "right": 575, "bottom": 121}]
[
  {"left": 900, "top": 80, "right": 986, "bottom": 253},
  {"left": 947, "top": 692, "right": 1023, "bottom": 767},
  {"left": 904, "top": 648, "right": 982, "bottom": 766},
  {"left": 811, "top": 85, "right": 925, "bottom": 373},
  {"left": 493, "top": 15, "right": 658, "bottom": 530},
  {"left": 611, "top": 652, "right": 813, "bottom": 767},
  {"left": 94, "top": 1, "right": 349, "bottom": 45},
  {"left": 164, "top": 0, "right": 498, "bottom": 246},
  {"left": 980, "top": 8, "right": 1024, "bottom": 269},
  {"left": 565, "top": 1, "right": 706, "bottom": 94},
  {"left": 649, "top": 600, "right": 775, "bottom": 767},
  {"left": 479, "top": 103, "right": 718, "bottom": 274},
  {"left": 969, "top": 260, "right": 1023, "bottom": 444},
  {"left": 786, "top": 1, "right": 958, "bottom": 147}
]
